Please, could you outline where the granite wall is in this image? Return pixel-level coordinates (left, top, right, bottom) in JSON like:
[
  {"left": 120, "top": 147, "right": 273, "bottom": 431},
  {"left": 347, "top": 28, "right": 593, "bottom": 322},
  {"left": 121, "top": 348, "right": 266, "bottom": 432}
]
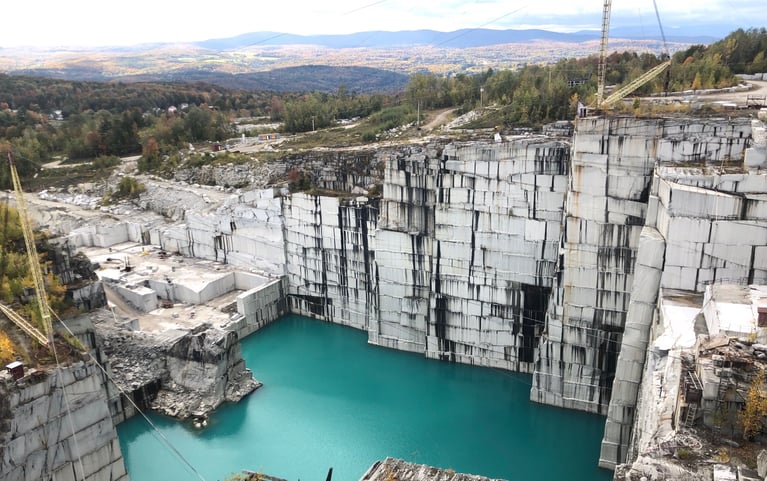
[
  {"left": 0, "top": 362, "right": 130, "bottom": 481},
  {"left": 531, "top": 117, "right": 755, "bottom": 415},
  {"left": 586, "top": 118, "right": 767, "bottom": 469},
  {"left": 281, "top": 140, "right": 571, "bottom": 372}
]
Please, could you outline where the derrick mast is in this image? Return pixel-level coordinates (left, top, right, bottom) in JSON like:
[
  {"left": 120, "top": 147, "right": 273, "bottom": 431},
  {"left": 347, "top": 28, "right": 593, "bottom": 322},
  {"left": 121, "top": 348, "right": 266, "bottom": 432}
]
[
  {"left": 594, "top": 0, "right": 671, "bottom": 110},
  {"left": 1, "top": 152, "right": 53, "bottom": 348}
]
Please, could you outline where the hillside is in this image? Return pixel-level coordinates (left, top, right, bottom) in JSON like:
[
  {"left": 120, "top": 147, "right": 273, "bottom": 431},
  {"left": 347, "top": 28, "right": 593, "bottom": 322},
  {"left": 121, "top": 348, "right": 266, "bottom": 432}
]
[
  {"left": 114, "top": 65, "right": 409, "bottom": 94},
  {"left": 0, "top": 28, "right": 707, "bottom": 91}
]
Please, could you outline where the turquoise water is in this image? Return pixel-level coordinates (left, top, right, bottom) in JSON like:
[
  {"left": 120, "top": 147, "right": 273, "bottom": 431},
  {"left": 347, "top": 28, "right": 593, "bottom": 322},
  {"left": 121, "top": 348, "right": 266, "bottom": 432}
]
[{"left": 118, "top": 315, "right": 612, "bottom": 481}]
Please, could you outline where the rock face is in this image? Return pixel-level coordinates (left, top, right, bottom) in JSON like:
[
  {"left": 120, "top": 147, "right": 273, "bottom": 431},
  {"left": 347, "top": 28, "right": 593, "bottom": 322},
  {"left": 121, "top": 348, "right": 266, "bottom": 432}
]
[
  {"left": 282, "top": 140, "right": 570, "bottom": 372},
  {"left": 531, "top": 117, "right": 663, "bottom": 414},
  {"left": 160, "top": 326, "right": 259, "bottom": 417},
  {"left": 531, "top": 117, "right": 755, "bottom": 415},
  {"left": 99, "top": 320, "right": 260, "bottom": 420},
  {"left": 227, "top": 278, "right": 290, "bottom": 338},
  {"left": 284, "top": 193, "right": 378, "bottom": 331},
  {"left": 0, "top": 362, "right": 129, "bottom": 481},
  {"left": 594, "top": 118, "right": 767, "bottom": 469},
  {"left": 598, "top": 226, "right": 666, "bottom": 469},
  {"left": 375, "top": 141, "right": 569, "bottom": 371},
  {"left": 174, "top": 149, "right": 384, "bottom": 194}
]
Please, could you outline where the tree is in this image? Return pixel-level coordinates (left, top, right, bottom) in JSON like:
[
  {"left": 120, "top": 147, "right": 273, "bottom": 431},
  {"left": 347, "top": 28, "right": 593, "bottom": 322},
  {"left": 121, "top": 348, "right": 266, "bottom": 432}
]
[
  {"left": 0, "top": 331, "right": 18, "bottom": 365},
  {"left": 142, "top": 137, "right": 160, "bottom": 162},
  {"left": 739, "top": 368, "right": 767, "bottom": 441},
  {"left": 691, "top": 72, "right": 703, "bottom": 90}
]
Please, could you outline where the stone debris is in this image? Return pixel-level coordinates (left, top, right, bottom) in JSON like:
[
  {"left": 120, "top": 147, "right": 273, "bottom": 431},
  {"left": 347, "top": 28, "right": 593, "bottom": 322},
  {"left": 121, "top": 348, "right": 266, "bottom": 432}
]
[{"left": 359, "top": 458, "right": 505, "bottom": 481}]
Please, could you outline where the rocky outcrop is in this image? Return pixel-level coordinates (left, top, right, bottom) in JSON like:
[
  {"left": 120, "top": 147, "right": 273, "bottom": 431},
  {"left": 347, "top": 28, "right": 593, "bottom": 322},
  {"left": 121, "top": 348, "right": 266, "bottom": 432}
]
[
  {"left": 0, "top": 362, "right": 129, "bottom": 481},
  {"left": 174, "top": 162, "right": 279, "bottom": 189},
  {"left": 98, "top": 320, "right": 260, "bottom": 420},
  {"left": 160, "top": 325, "right": 259, "bottom": 417},
  {"left": 174, "top": 149, "right": 385, "bottom": 194}
]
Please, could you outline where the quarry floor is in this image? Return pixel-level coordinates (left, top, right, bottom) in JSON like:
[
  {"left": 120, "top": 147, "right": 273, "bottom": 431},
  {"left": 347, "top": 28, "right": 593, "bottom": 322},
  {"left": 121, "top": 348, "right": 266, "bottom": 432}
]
[{"left": 83, "top": 242, "right": 245, "bottom": 334}]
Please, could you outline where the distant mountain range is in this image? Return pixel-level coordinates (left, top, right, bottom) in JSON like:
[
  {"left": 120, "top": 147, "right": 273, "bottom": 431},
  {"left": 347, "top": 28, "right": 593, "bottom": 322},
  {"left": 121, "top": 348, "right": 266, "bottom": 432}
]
[
  {"left": 196, "top": 28, "right": 717, "bottom": 50},
  {"left": 0, "top": 28, "right": 719, "bottom": 94}
]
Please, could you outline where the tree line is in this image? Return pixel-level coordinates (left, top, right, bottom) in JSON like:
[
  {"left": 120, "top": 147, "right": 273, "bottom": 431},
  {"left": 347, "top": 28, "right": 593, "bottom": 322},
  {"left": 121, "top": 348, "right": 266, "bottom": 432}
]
[{"left": 0, "top": 27, "right": 764, "bottom": 183}]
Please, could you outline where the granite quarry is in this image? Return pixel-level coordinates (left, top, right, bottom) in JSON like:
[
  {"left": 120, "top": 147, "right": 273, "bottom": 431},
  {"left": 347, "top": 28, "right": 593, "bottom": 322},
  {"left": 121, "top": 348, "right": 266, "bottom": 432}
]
[{"left": 2, "top": 108, "right": 767, "bottom": 481}]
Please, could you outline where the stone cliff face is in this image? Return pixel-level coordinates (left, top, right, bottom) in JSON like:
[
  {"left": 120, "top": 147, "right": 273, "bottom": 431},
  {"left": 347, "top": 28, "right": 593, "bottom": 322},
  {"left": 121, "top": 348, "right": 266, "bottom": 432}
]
[
  {"left": 99, "top": 320, "right": 260, "bottom": 420},
  {"left": 281, "top": 140, "right": 570, "bottom": 372},
  {"left": 369, "top": 141, "right": 569, "bottom": 371},
  {"left": 531, "top": 117, "right": 755, "bottom": 415},
  {"left": 0, "top": 362, "right": 129, "bottom": 481},
  {"left": 284, "top": 193, "right": 379, "bottom": 331},
  {"left": 531, "top": 117, "right": 663, "bottom": 414},
  {"left": 161, "top": 325, "right": 258, "bottom": 417},
  {"left": 271, "top": 119, "right": 759, "bottom": 422},
  {"left": 599, "top": 117, "right": 767, "bottom": 469}
]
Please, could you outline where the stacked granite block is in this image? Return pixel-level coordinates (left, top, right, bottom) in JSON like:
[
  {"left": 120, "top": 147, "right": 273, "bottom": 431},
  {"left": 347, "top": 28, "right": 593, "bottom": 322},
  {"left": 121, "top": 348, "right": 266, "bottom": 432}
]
[
  {"left": 424, "top": 141, "right": 569, "bottom": 372},
  {"left": 283, "top": 192, "right": 378, "bottom": 330},
  {"left": 532, "top": 117, "right": 662, "bottom": 414},
  {"left": 371, "top": 148, "right": 439, "bottom": 352}
]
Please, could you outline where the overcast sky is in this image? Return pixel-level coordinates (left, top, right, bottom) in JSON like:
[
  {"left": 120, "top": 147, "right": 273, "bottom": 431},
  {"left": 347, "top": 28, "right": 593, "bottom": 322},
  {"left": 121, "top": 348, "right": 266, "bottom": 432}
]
[{"left": 1, "top": 0, "right": 763, "bottom": 47}]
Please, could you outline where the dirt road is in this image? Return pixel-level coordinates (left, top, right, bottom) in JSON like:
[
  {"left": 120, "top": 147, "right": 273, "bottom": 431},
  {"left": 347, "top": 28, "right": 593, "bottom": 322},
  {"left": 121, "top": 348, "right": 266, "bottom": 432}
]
[
  {"left": 658, "top": 80, "right": 767, "bottom": 106},
  {"left": 698, "top": 80, "right": 767, "bottom": 105},
  {"left": 422, "top": 108, "right": 457, "bottom": 131}
]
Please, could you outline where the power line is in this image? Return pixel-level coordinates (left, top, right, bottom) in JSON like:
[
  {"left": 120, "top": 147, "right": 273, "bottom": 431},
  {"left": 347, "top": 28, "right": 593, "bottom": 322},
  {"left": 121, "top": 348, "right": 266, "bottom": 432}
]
[
  {"left": 434, "top": 7, "right": 529, "bottom": 48},
  {"left": 342, "top": 0, "right": 388, "bottom": 16}
]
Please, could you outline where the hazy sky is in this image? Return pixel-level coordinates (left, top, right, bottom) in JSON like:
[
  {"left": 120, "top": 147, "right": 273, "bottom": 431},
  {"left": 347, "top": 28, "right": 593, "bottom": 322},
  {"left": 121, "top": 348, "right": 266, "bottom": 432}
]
[{"left": 1, "top": 0, "right": 763, "bottom": 47}]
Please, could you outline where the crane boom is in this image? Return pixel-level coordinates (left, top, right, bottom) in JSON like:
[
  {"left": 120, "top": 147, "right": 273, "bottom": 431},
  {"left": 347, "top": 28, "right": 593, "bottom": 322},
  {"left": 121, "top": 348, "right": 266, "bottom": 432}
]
[
  {"left": 601, "top": 60, "right": 671, "bottom": 107},
  {"left": 593, "top": 0, "right": 671, "bottom": 111},
  {"left": 0, "top": 303, "right": 49, "bottom": 347},
  {"left": 596, "top": 0, "right": 612, "bottom": 108},
  {"left": 4, "top": 152, "right": 53, "bottom": 348}
]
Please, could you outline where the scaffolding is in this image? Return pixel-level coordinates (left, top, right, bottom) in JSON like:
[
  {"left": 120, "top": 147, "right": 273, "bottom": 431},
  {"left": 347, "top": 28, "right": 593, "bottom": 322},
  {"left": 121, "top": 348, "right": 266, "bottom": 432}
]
[{"left": 681, "top": 370, "right": 703, "bottom": 428}]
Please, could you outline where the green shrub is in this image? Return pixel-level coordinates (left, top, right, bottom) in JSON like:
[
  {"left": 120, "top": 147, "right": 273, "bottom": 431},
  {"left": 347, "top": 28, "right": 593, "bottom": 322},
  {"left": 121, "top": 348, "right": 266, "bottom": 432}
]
[{"left": 113, "top": 176, "right": 145, "bottom": 199}]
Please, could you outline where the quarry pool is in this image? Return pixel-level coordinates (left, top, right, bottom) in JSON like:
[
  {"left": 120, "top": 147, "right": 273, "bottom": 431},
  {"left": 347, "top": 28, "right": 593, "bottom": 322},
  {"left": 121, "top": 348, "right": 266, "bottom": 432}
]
[{"left": 118, "top": 315, "right": 612, "bottom": 481}]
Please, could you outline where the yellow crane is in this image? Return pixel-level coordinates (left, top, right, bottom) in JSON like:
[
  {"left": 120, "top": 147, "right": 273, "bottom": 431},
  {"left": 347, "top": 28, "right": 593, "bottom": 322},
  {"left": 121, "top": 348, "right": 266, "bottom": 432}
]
[
  {"left": 0, "top": 152, "right": 53, "bottom": 349},
  {"left": 594, "top": 0, "right": 671, "bottom": 110}
]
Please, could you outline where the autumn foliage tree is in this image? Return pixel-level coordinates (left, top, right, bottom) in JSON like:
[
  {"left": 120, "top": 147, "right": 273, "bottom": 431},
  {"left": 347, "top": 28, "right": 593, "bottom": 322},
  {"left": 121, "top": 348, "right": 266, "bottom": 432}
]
[
  {"left": 739, "top": 368, "right": 767, "bottom": 441},
  {"left": 0, "top": 331, "right": 19, "bottom": 365}
]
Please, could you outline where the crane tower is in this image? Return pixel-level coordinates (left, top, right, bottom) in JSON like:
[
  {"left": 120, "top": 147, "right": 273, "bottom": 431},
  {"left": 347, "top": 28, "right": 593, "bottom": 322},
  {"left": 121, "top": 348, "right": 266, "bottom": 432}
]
[{"left": 0, "top": 152, "right": 53, "bottom": 348}]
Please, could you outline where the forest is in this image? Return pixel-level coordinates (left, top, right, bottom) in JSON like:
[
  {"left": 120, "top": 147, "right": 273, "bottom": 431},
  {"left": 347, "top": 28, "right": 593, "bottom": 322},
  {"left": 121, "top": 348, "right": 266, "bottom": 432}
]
[{"left": 0, "top": 27, "right": 765, "bottom": 186}]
